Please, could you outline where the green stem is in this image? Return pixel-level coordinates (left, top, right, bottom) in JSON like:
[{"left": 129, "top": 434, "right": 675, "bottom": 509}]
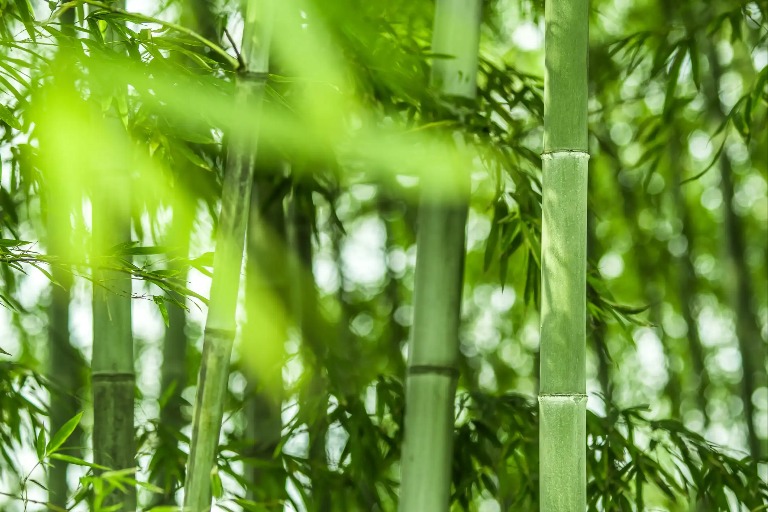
[
  {"left": 243, "top": 171, "right": 288, "bottom": 503},
  {"left": 183, "top": 2, "right": 274, "bottom": 509},
  {"left": 399, "top": 3, "right": 481, "bottom": 510},
  {"left": 539, "top": 0, "right": 589, "bottom": 510}
]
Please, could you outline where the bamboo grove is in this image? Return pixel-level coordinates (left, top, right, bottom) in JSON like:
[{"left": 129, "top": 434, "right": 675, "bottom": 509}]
[{"left": 0, "top": 0, "right": 766, "bottom": 511}]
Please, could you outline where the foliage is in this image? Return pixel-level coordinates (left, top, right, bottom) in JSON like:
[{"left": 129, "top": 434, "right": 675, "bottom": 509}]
[{"left": 0, "top": 0, "right": 765, "bottom": 510}]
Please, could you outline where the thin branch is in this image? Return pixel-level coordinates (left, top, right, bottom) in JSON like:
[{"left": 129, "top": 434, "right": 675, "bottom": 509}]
[{"left": 223, "top": 27, "right": 246, "bottom": 70}]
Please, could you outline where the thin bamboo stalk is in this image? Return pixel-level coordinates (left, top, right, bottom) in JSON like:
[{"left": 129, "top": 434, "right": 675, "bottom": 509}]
[
  {"left": 91, "top": 164, "right": 135, "bottom": 511},
  {"left": 91, "top": 3, "right": 136, "bottom": 508},
  {"left": 538, "top": 0, "right": 589, "bottom": 509},
  {"left": 706, "top": 45, "right": 767, "bottom": 459},
  {"left": 47, "top": 8, "right": 82, "bottom": 507},
  {"left": 290, "top": 191, "right": 331, "bottom": 512},
  {"left": 398, "top": 1, "right": 481, "bottom": 510},
  {"left": 183, "top": 1, "right": 274, "bottom": 509},
  {"left": 151, "top": 204, "right": 193, "bottom": 506},
  {"left": 243, "top": 172, "right": 288, "bottom": 503}
]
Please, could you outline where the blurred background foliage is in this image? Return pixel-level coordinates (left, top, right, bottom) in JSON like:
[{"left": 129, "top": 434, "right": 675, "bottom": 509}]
[{"left": 0, "top": 0, "right": 765, "bottom": 510}]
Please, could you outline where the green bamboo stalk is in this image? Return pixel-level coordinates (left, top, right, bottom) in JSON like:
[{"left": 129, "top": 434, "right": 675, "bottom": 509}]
[
  {"left": 705, "top": 45, "right": 767, "bottom": 459},
  {"left": 243, "top": 171, "right": 288, "bottom": 503},
  {"left": 538, "top": 0, "right": 589, "bottom": 509},
  {"left": 47, "top": 7, "right": 83, "bottom": 507},
  {"left": 151, "top": 203, "right": 193, "bottom": 506},
  {"left": 615, "top": 174, "right": 683, "bottom": 416},
  {"left": 669, "top": 135, "right": 710, "bottom": 425},
  {"left": 290, "top": 191, "right": 331, "bottom": 512},
  {"left": 398, "top": 1, "right": 481, "bottom": 510},
  {"left": 91, "top": 3, "right": 136, "bottom": 509},
  {"left": 151, "top": 0, "right": 212, "bottom": 501},
  {"left": 183, "top": 2, "right": 274, "bottom": 509},
  {"left": 91, "top": 159, "right": 135, "bottom": 511}
]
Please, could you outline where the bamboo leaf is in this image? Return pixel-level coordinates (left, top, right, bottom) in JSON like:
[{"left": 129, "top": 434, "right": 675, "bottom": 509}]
[
  {"left": 153, "top": 295, "right": 169, "bottom": 326},
  {"left": 46, "top": 411, "right": 83, "bottom": 456},
  {"left": 687, "top": 40, "right": 701, "bottom": 90},
  {"left": 35, "top": 429, "right": 46, "bottom": 460},
  {"left": 210, "top": 467, "right": 223, "bottom": 499},
  {"left": 13, "top": 0, "right": 37, "bottom": 42},
  {"left": 0, "top": 104, "right": 22, "bottom": 131},
  {"left": 663, "top": 48, "right": 685, "bottom": 119}
]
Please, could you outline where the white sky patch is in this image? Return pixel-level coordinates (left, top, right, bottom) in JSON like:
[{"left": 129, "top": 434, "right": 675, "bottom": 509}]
[
  {"left": 314, "top": 254, "right": 340, "bottom": 294},
  {"left": 698, "top": 307, "right": 735, "bottom": 347},
  {"left": 714, "top": 346, "right": 742, "bottom": 375},
  {"left": 633, "top": 327, "right": 669, "bottom": 390},
  {"left": 387, "top": 247, "right": 407, "bottom": 275},
  {"left": 466, "top": 209, "right": 491, "bottom": 251},
  {"left": 598, "top": 252, "right": 624, "bottom": 279},
  {"left": 511, "top": 21, "right": 543, "bottom": 51},
  {"left": 490, "top": 287, "right": 515, "bottom": 312},
  {"left": 688, "top": 130, "right": 713, "bottom": 161},
  {"left": 341, "top": 216, "right": 387, "bottom": 286},
  {"left": 753, "top": 47, "right": 768, "bottom": 71},
  {"left": 700, "top": 187, "right": 723, "bottom": 211}
]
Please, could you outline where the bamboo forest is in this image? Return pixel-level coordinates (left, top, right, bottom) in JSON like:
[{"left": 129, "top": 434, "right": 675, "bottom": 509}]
[{"left": 0, "top": 0, "right": 766, "bottom": 510}]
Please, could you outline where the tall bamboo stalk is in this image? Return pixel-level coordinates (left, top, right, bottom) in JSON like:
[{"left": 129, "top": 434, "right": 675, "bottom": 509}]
[
  {"left": 91, "top": 3, "right": 136, "bottom": 509},
  {"left": 398, "top": 1, "right": 481, "bottom": 510},
  {"left": 290, "top": 190, "right": 331, "bottom": 512},
  {"left": 538, "top": 0, "right": 589, "bottom": 509},
  {"left": 243, "top": 171, "right": 288, "bottom": 503},
  {"left": 151, "top": 202, "right": 193, "bottom": 506},
  {"left": 47, "top": 7, "right": 83, "bottom": 507},
  {"left": 669, "top": 135, "right": 710, "bottom": 424},
  {"left": 91, "top": 173, "right": 135, "bottom": 511},
  {"left": 183, "top": 1, "right": 274, "bottom": 509},
  {"left": 151, "top": 0, "right": 214, "bottom": 502},
  {"left": 705, "top": 45, "right": 767, "bottom": 459}
]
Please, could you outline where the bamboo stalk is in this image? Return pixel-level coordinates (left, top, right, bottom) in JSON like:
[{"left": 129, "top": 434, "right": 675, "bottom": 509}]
[
  {"left": 183, "top": 2, "right": 274, "bottom": 509},
  {"left": 151, "top": 204, "right": 193, "bottom": 506},
  {"left": 91, "top": 163, "right": 135, "bottom": 511},
  {"left": 398, "top": 1, "right": 481, "bottom": 510},
  {"left": 91, "top": 3, "right": 136, "bottom": 508},
  {"left": 243, "top": 171, "right": 288, "bottom": 503},
  {"left": 47, "top": 7, "right": 82, "bottom": 507},
  {"left": 290, "top": 190, "right": 332, "bottom": 512},
  {"left": 538, "top": 0, "right": 589, "bottom": 509},
  {"left": 706, "top": 45, "right": 767, "bottom": 459}
]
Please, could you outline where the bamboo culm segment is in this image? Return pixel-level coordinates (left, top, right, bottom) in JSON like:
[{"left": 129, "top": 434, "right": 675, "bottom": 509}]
[
  {"left": 399, "top": 202, "right": 467, "bottom": 512},
  {"left": 543, "top": 1, "right": 589, "bottom": 153},
  {"left": 398, "top": 1, "right": 481, "bottom": 509},
  {"left": 91, "top": 190, "right": 136, "bottom": 510},
  {"left": 539, "top": 395, "right": 588, "bottom": 511},
  {"left": 540, "top": 0, "right": 589, "bottom": 508},
  {"left": 183, "top": 1, "right": 273, "bottom": 509},
  {"left": 539, "top": 152, "right": 588, "bottom": 394},
  {"left": 538, "top": 152, "right": 589, "bottom": 512}
]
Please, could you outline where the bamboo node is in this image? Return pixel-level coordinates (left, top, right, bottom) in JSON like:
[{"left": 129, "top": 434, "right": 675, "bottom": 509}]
[{"left": 540, "top": 151, "right": 590, "bottom": 160}]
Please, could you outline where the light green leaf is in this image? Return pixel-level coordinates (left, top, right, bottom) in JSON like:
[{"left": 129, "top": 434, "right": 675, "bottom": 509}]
[
  {"left": 210, "top": 467, "right": 223, "bottom": 499},
  {"left": 50, "top": 453, "right": 110, "bottom": 470},
  {"left": 153, "top": 296, "right": 169, "bottom": 327},
  {"left": 13, "top": 0, "right": 37, "bottom": 42},
  {"left": 35, "top": 429, "right": 46, "bottom": 460},
  {"left": 0, "top": 104, "right": 22, "bottom": 131},
  {"left": 46, "top": 411, "right": 83, "bottom": 456}
]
